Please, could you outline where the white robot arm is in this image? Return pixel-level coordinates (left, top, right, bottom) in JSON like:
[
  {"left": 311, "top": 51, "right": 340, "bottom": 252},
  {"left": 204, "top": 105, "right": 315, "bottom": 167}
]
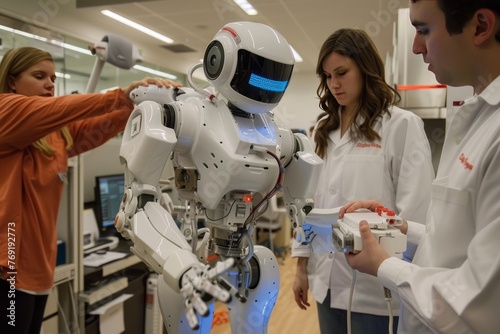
[
  {"left": 86, "top": 34, "right": 143, "bottom": 93},
  {"left": 276, "top": 128, "right": 323, "bottom": 244},
  {"left": 115, "top": 22, "right": 323, "bottom": 333}
]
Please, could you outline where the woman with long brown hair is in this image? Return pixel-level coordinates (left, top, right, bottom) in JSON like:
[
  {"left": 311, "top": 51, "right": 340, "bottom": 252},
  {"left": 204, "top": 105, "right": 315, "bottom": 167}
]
[{"left": 291, "top": 29, "right": 434, "bottom": 333}]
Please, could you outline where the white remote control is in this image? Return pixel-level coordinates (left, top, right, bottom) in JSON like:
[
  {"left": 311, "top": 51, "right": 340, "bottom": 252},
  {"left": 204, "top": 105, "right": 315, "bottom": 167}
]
[{"left": 332, "top": 207, "right": 407, "bottom": 258}]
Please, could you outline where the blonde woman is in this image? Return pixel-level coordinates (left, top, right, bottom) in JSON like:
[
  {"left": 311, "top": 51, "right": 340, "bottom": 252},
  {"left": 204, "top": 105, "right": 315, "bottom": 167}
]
[{"left": 0, "top": 46, "right": 180, "bottom": 333}]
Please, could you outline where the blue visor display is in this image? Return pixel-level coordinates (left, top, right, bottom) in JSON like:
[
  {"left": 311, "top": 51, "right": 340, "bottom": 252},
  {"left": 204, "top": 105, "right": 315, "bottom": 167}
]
[
  {"left": 230, "top": 49, "right": 294, "bottom": 104},
  {"left": 248, "top": 73, "right": 288, "bottom": 93}
]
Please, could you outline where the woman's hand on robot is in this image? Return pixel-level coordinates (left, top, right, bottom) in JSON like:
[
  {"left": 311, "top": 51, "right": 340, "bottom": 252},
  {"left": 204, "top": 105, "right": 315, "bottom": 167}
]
[{"left": 123, "top": 77, "right": 181, "bottom": 97}]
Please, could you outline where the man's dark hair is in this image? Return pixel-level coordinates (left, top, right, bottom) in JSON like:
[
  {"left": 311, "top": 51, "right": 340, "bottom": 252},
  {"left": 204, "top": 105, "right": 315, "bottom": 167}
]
[{"left": 417, "top": 0, "right": 500, "bottom": 42}]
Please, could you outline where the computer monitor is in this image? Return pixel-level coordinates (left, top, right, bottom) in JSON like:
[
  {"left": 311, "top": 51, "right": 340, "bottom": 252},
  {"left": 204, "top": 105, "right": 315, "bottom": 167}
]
[{"left": 94, "top": 174, "right": 125, "bottom": 236}]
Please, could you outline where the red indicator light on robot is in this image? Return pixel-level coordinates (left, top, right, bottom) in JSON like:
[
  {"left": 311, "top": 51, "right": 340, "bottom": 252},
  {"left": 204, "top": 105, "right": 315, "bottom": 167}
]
[
  {"left": 377, "top": 206, "right": 384, "bottom": 215},
  {"left": 243, "top": 194, "right": 253, "bottom": 203}
]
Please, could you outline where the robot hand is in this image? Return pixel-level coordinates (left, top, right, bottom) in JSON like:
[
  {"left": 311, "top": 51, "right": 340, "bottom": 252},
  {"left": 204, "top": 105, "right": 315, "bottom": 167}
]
[{"left": 179, "top": 258, "right": 235, "bottom": 329}]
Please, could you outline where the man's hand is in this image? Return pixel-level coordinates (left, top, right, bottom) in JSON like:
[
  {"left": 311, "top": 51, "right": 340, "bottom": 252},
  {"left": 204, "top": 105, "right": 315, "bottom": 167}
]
[{"left": 345, "top": 221, "right": 390, "bottom": 276}]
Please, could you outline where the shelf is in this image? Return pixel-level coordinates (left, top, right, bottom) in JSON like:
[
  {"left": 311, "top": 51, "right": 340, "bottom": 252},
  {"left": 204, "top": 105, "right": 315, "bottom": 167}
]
[{"left": 53, "top": 263, "right": 76, "bottom": 286}]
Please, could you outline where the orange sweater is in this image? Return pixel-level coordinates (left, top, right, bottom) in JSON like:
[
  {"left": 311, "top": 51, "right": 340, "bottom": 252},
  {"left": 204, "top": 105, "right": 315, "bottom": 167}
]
[{"left": 0, "top": 89, "right": 133, "bottom": 291}]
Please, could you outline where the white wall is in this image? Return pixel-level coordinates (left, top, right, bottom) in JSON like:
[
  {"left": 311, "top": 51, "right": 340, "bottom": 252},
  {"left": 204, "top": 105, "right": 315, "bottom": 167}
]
[{"left": 274, "top": 71, "right": 322, "bottom": 132}]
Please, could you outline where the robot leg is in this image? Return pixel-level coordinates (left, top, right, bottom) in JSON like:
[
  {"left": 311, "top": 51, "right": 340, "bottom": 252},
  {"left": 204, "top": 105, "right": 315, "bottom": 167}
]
[
  {"left": 225, "top": 246, "right": 280, "bottom": 334},
  {"left": 157, "top": 274, "right": 215, "bottom": 334}
]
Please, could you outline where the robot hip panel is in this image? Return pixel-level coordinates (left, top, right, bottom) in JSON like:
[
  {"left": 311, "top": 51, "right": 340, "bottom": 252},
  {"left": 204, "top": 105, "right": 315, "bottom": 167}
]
[{"left": 226, "top": 245, "right": 280, "bottom": 334}]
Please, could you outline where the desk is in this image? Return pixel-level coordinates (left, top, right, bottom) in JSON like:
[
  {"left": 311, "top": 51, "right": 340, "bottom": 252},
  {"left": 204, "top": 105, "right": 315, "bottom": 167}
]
[
  {"left": 81, "top": 239, "right": 150, "bottom": 334},
  {"left": 83, "top": 239, "right": 142, "bottom": 286}
]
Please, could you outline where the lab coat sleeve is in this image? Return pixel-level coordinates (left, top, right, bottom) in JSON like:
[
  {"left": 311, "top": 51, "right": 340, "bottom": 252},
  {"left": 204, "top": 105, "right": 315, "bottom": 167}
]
[
  {"left": 377, "top": 141, "right": 500, "bottom": 333},
  {"left": 290, "top": 239, "right": 311, "bottom": 257},
  {"left": 387, "top": 111, "right": 434, "bottom": 223},
  {"left": 406, "top": 220, "right": 425, "bottom": 243}
]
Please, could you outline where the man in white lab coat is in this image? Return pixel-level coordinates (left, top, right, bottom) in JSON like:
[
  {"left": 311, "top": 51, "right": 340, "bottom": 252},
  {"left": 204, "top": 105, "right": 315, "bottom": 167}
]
[{"left": 343, "top": 1, "right": 500, "bottom": 333}]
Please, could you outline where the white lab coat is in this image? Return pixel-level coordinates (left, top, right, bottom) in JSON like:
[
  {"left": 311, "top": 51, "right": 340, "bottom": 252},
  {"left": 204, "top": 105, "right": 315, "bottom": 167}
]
[
  {"left": 378, "top": 76, "right": 500, "bottom": 334},
  {"left": 292, "top": 106, "right": 435, "bottom": 316}
]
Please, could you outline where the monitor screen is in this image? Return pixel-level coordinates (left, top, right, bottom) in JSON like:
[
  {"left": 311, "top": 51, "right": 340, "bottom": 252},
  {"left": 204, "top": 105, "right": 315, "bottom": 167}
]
[{"left": 94, "top": 174, "right": 125, "bottom": 235}]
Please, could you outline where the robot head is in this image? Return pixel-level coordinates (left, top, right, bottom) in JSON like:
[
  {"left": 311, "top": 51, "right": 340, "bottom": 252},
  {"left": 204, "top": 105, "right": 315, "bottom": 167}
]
[{"left": 203, "top": 22, "right": 294, "bottom": 114}]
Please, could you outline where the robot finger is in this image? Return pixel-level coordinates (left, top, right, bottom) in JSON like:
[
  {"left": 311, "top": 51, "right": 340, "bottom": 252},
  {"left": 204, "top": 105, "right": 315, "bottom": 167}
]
[
  {"left": 191, "top": 293, "right": 209, "bottom": 317},
  {"left": 185, "top": 302, "right": 200, "bottom": 330},
  {"left": 200, "top": 280, "right": 231, "bottom": 303},
  {"left": 217, "top": 276, "right": 247, "bottom": 303},
  {"left": 206, "top": 257, "right": 235, "bottom": 279}
]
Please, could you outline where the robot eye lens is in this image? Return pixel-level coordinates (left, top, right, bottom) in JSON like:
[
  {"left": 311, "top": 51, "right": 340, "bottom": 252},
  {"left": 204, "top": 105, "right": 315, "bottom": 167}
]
[
  {"left": 210, "top": 55, "right": 217, "bottom": 66},
  {"left": 203, "top": 40, "right": 224, "bottom": 80}
]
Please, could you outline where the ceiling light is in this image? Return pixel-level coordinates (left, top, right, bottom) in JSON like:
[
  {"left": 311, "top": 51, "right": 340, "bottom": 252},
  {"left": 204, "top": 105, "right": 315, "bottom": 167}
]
[
  {"left": 101, "top": 10, "right": 174, "bottom": 44},
  {"left": 50, "top": 40, "right": 92, "bottom": 55},
  {"left": 133, "top": 65, "right": 177, "bottom": 80},
  {"left": 290, "top": 46, "right": 303, "bottom": 63},
  {"left": 0, "top": 24, "right": 91, "bottom": 55},
  {"left": 56, "top": 72, "right": 71, "bottom": 79},
  {"left": 0, "top": 24, "right": 14, "bottom": 33},
  {"left": 233, "top": 0, "right": 258, "bottom": 16}
]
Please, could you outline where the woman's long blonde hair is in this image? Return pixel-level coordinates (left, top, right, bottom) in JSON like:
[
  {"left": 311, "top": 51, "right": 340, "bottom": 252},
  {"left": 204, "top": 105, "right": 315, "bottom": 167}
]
[{"left": 0, "top": 46, "right": 73, "bottom": 155}]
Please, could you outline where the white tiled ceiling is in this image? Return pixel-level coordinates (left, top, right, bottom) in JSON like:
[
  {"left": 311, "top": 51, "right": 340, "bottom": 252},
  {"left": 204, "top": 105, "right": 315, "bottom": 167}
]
[{"left": 0, "top": 0, "right": 410, "bottom": 76}]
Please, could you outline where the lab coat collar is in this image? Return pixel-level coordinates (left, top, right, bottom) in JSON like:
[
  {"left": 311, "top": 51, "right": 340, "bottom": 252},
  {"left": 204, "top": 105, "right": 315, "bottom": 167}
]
[
  {"left": 478, "top": 75, "right": 500, "bottom": 106},
  {"left": 328, "top": 107, "right": 353, "bottom": 147},
  {"left": 328, "top": 127, "right": 342, "bottom": 145}
]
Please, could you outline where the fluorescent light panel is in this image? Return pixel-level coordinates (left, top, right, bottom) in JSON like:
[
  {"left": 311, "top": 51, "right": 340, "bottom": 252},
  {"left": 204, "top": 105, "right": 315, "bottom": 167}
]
[
  {"left": 233, "top": 0, "right": 258, "bottom": 15},
  {"left": 56, "top": 72, "right": 71, "bottom": 79},
  {"left": 101, "top": 10, "right": 174, "bottom": 44},
  {"left": 0, "top": 24, "right": 91, "bottom": 55},
  {"left": 133, "top": 65, "right": 177, "bottom": 80},
  {"left": 50, "top": 40, "right": 91, "bottom": 55}
]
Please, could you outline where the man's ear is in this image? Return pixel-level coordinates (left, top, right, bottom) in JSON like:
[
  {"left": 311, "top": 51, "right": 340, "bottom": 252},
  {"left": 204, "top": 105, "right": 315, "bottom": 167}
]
[{"left": 473, "top": 9, "right": 498, "bottom": 45}]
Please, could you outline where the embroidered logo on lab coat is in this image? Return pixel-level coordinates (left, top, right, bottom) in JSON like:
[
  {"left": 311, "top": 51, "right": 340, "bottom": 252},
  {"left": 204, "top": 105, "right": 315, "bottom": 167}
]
[
  {"left": 356, "top": 142, "right": 381, "bottom": 149},
  {"left": 459, "top": 153, "right": 473, "bottom": 170}
]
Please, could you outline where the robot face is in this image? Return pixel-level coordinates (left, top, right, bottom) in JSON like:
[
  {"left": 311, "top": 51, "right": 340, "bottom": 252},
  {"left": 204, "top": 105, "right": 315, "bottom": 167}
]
[{"left": 203, "top": 22, "right": 295, "bottom": 114}]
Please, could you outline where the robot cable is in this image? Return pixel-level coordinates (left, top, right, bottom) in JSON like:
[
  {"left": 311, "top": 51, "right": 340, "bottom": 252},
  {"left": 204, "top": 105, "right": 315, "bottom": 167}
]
[
  {"left": 187, "top": 62, "right": 218, "bottom": 102},
  {"left": 347, "top": 268, "right": 357, "bottom": 334},
  {"left": 243, "top": 146, "right": 284, "bottom": 228},
  {"left": 384, "top": 287, "right": 394, "bottom": 334},
  {"left": 347, "top": 268, "right": 395, "bottom": 334}
]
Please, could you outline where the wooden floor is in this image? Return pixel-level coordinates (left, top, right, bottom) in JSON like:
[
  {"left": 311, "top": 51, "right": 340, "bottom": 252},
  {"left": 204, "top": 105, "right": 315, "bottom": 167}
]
[{"left": 211, "top": 252, "right": 320, "bottom": 334}]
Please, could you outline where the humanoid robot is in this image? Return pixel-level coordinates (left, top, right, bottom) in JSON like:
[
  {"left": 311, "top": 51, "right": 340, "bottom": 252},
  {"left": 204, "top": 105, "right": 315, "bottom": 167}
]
[{"left": 114, "top": 21, "right": 323, "bottom": 333}]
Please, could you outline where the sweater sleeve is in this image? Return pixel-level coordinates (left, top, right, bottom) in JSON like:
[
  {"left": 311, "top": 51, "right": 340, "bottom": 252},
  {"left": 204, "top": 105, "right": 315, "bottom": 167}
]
[
  {"left": 68, "top": 93, "right": 134, "bottom": 156},
  {"left": 0, "top": 89, "right": 130, "bottom": 154}
]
